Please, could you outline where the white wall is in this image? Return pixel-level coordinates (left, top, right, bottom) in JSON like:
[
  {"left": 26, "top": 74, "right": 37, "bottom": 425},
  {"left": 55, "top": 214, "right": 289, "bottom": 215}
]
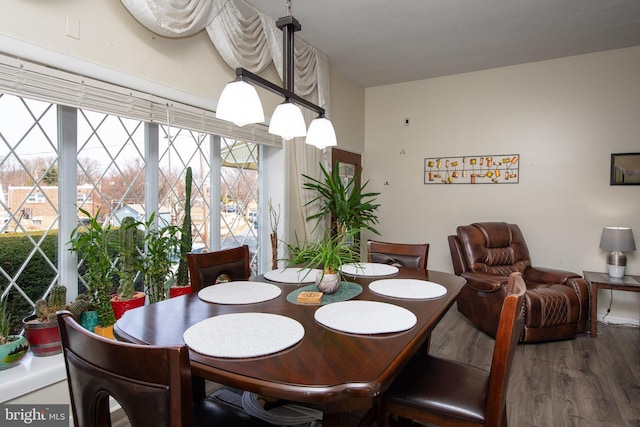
[{"left": 364, "top": 46, "right": 640, "bottom": 324}]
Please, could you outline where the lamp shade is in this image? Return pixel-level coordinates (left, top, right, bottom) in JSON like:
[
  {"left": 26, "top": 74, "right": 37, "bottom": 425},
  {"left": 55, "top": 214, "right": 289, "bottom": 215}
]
[
  {"left": 306, "top": 116, "right": 337, "bottom": 149},
  {"left": 599, "top": 227, "right": 636, "bottom": 252},
  {"left": 268, "top": 101, "right": 307, "bottom": 140},
  {"left": 216, "top": 80, "right": 264, "bottom": 127}
]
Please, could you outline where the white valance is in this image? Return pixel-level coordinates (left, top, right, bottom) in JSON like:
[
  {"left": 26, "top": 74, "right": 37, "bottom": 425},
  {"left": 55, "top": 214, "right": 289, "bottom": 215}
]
[
  {"left": 121, "top": 0, "right": 330, "bottom": 111},
  {"left": 121, "top": 0, "right": 329, "bottom": 241}
]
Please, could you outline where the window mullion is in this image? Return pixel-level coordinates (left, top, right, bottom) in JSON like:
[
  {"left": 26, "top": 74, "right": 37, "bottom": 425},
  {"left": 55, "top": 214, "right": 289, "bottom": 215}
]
[
  {"left": 211, "top": 135, "right": 221, "bottom": 251},
  {"left": 58, "top": 105, "right": 78, "bottom": 302},
  {"left": 145, "top": 123, "right": 159, "bottom": 222}
]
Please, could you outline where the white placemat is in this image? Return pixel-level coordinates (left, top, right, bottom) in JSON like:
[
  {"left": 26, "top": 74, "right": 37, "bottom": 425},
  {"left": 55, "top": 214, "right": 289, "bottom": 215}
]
[
  {"left": 340, "top": 262, "right": 399, "bottom": 277},
  {"left": 198, "top": 281, "right": 281, "bottom": 304},
  {"left": 184, "top": 313, "right": 304, "bottom": 358},
  {"left": 263, "top": 268, "right": 321, "bottom": 284},
  {"left": 369, "top": 279, "right": 447, "bottom": 299},
  {"left": 314, "top": 300, "right": 416, "bottom": 334}
]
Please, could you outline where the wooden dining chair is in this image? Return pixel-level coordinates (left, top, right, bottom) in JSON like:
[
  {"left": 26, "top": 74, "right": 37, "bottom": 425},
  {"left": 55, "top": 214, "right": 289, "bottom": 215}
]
[
  {"left": 366, "top": 240, "right": 430, "bottom": 269},
  {"left": 187, "top": 245, "right": 251, "bottom": 293},
  {"left": 57, "top": 311, "right": 268, "bottom": 427},
  {"left": 378, "top": 271, "right": 526, "bottom": 427}
]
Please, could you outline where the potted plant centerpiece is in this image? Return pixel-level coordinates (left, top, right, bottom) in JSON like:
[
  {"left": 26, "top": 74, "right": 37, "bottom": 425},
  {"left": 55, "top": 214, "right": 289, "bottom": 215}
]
[
  {"left": 171, "top": 167, "right": 193, "bottom": 298},
  {"left": 287, "top": 229, "right": 361, "bottom": 294},
  {"left": 110, "top": 216, "right": 146, "bottom": 319},
  {"left": 69, "top": 208, "right": 117, "bottom": 338},
  {"left": 0, "top": 295, "right": 28, "bottom": 369},
  {"left": 139, "top": 213, "right": 183, "bottom": 304},
  {"left": 286, "top": 162, "right": 380, "bottom": 293}
]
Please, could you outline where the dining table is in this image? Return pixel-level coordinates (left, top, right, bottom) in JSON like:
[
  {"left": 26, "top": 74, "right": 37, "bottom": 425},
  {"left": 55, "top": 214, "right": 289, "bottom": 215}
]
[{"left": 114, "top": 266, "right": 466, "bottom": 426}]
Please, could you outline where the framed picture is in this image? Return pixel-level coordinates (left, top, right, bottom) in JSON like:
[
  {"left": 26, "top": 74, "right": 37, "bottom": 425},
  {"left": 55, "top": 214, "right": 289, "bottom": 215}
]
[{"left": 610, "top": 153, "right": 640, "bottom": 185}]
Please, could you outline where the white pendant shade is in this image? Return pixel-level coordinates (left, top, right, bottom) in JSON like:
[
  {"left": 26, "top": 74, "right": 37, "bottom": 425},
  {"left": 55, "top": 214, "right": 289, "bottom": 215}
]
[
  {"left": 268, "top": 101, "right": 307, "bottom": 140},
  {"left": 306, "top": 117, "right": 337, "bottom": 149},
  {"left": 216, "top": 80, "right": 264, "bottom": 127}
]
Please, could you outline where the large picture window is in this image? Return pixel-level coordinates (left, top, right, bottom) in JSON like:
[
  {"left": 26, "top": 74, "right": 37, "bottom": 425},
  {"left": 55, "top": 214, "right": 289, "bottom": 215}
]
[{"left": 0, "top": 90, "right": 263, "bottom": 331}]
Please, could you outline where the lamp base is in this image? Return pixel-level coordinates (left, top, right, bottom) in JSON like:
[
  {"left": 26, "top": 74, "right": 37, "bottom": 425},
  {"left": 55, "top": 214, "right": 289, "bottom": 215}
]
[{"left": 607, "top": 264, "right": 626, "bottom": 278}]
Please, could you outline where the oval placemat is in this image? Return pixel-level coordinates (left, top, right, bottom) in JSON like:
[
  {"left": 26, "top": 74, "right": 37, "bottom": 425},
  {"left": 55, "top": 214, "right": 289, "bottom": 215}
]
[
  {"left": 286, "top": 282, "right": 363, "bottom": 305},
  {"left": 314, "top": 300, "right": 417, "bottom": 334},
  {"left": 369, "top": 279, "right": 447, "bottom": 299},
  {"left": 263, "top": 267, "right": 321, "bottom": 284},
  {"left": 184, "top": 313, "right": 304, "bottom": 358},
  {"left": 198, "top": 281, "right": 281, "bottom": 304},
  {"left": 340, "top": 262, "right": 399, "bottom": 277}
]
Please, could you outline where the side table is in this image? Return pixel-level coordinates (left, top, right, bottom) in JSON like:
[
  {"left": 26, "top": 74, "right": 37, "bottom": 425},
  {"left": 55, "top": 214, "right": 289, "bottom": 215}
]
[{"left": 583, "top": 271, "right": 640, "bottom": 337}]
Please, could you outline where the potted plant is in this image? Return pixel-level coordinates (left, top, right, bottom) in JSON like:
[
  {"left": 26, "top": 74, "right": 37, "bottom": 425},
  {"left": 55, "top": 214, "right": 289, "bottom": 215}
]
[
  {"left": 0, "top": 295, "right": 28, "bottom": 369},
  {"left": 110, "top": 216, "right": 146, "bottom": 318},
  {"left": 286, "top": 229, "right": 361, "bottom": 294},
  {"left": 69, "top": 207, "right": 117, "bottom": 338},
  {"left": 302, "top": 162, "right": 380, "bottom": 236},
  {"left": 172, "top": 167, "right": 193, "bottom": 298},
  {"left": 22, "top": 284, "right": 66, "bottom": 356},
  {"left": 140, "top": 213, "right": 183, "bottom": 304}
]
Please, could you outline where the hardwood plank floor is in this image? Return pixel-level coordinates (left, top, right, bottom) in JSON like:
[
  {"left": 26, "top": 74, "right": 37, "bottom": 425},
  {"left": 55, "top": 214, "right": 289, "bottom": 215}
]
[
  {"left": 111, "top": 303, "right": 639, "bottom": 426},
  {"left": 428, "top": 304, "right": 640, "bottom": 427}
]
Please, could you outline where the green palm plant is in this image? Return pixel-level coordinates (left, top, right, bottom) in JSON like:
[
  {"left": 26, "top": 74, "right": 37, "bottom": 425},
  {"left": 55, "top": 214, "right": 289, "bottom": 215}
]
[
  {"left": 139, "top": 213, "right": 183, "bottom": 303},
  {"left": 302, "top": 162, "right": 380, "bottom": 235},
  {"left": 69, "top": 207, "right": 117, "bottom": 327}
]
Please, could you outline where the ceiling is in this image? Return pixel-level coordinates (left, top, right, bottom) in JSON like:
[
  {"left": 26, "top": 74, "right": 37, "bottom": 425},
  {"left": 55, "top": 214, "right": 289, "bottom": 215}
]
[{"left": 247, "top": 0, "right": 640, "bottom": 88}]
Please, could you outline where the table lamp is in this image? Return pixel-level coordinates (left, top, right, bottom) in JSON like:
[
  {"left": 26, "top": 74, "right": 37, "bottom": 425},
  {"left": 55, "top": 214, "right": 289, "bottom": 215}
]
[{"left": 599, "top": 227, "right": 636, "bottom": 278}]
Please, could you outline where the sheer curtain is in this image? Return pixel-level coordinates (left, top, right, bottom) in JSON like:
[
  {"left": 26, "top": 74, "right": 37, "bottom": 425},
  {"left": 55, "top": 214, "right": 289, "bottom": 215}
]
[{"left": 121, "top": 0, "right": 328, "bottom": 240}]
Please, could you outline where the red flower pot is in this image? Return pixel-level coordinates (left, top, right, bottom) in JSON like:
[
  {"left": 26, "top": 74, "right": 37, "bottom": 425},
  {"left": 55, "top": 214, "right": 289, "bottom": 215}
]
[
  {"left": 22, "top": 315, "right": 61, "bottom": 357},
  {"left": 170, "top": 285, "right": 192, "bottom": 298},
  {"left": 110, "top": 292, "right": 146, "bottom": 320}
]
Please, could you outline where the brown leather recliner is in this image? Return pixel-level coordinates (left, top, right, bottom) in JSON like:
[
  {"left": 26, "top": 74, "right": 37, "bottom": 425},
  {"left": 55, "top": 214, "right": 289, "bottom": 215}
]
[{"left": 448, "top": 222, "right": 590, "bottom": 343}]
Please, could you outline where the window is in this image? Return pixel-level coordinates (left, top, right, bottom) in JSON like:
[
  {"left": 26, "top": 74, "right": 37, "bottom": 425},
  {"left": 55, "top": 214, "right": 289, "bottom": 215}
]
[{"left": 0, "top": 93, "right": 263, "bottom": 330}]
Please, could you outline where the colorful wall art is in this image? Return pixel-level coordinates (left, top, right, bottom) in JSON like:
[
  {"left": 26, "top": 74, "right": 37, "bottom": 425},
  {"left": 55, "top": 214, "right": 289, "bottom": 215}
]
[{"left": 424, "top": 154, "right": 519, "bottom": 184}]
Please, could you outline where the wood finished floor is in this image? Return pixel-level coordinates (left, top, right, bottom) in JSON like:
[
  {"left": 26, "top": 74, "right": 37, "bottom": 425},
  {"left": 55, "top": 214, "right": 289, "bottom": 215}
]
[{"left": 111, "top": 303, "right": 640, "bottom": 426}]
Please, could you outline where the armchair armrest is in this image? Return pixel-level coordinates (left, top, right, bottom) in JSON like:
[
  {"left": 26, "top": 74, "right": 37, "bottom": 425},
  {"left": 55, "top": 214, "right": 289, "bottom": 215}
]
[
  {"left": 461, "top": 272, "right": 509, "bottom": 293},
  {"left": 524, "top": 266, "right": 581, "bottom": 285}
]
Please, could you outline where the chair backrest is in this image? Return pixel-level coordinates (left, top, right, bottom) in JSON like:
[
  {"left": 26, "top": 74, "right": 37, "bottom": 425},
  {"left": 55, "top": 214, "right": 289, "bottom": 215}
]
[
  {"left": 449, "top": 222, "right": 531, "bottom": 276},
  {"left": 57, "top": 311, "right": 193, "bottom": 427},
  {"left": 366, "top": 240, "right": 430, "bottom": 269},
  {"left": 485, "top": 272, "right": 526, "bottom": 425},
  {"left": 187, "top": 245, "right": 251, "bottom": 292}
]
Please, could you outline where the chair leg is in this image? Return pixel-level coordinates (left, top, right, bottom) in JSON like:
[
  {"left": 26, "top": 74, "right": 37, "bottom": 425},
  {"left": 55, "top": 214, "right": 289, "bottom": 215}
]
[{"left": 191, "top": 376, "right": 206, "bottom": 400}]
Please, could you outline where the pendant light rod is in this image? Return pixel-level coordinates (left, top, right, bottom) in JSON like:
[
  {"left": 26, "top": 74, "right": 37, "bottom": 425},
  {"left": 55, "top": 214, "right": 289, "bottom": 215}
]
[
  {"left": 232, "top": 67, "right": 325, "bottom": 116},
  {"left": 229, "top": 10, "right": 326, "bottom": 117}
]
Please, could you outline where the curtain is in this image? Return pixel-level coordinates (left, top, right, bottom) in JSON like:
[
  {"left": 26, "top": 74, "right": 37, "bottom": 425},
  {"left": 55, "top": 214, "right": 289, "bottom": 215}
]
[{"left": 121, "top": 0, "right": 329, "bottom": 240}]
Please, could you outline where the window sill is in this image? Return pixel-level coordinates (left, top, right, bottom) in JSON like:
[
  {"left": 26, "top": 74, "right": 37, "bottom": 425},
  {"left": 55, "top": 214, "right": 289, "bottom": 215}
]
[{"left": 0, "top": 353, "right": 66, "bottom": 402}]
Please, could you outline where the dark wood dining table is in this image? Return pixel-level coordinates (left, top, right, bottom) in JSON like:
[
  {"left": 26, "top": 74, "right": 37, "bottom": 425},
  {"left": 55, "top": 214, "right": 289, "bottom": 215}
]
[{"left": 114, "top": 267, "right": 465, "bottom": 425}]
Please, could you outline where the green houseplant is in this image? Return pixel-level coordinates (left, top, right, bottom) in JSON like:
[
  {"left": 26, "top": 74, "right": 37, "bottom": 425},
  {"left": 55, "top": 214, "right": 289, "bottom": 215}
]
[
  {"left": 111, "top": 216, "right": 145, "bottom": 319},
  {"left": 287, "top": 229, "right": 361, "bottom": 294},
  {"left": 0, "top": 294, "right": 29, "bottom": 369},
  {"left": 139, "top": 213, "right": 183, "bottom": 304},
  {"left": 69, "top": 207, "right": 117, "bottom": 334},
  {"left": 172, "top": 167, "right": 193, "bottom": 297},
  {"left": 302, "top": 162, "right": 380, "bottom": 236}
]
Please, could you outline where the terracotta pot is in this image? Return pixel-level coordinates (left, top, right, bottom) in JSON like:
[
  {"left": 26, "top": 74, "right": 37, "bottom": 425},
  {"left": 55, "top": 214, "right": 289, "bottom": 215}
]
[
  {"left": 110, "top": 291, "right": 146, "bottom": 320},
  {"left": 316, "top": 271, "right": 341, "bottom": 294},
  {"left": 22, "top": 315, "right": 62, "bottom": 357},
  {"left": 0, "top": 335, "right": 29, "bottom": 370},
  {"left": 94, "top": 324, "right": 114, "bottom": 340},
  {"left": 169, "top": 285, "right": 192, "bottom": 298}
]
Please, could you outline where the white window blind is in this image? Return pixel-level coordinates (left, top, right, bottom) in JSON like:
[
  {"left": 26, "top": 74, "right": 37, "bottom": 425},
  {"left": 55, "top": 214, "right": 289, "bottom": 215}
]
[{"left": 0, "top": 53, "right": 281, "bottom": 148}]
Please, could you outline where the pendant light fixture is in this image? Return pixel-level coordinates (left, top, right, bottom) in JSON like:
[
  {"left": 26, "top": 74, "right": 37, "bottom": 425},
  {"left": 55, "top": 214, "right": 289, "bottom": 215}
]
[{"left": 215, "top": 1, "right": 336, "bottom": 149}]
